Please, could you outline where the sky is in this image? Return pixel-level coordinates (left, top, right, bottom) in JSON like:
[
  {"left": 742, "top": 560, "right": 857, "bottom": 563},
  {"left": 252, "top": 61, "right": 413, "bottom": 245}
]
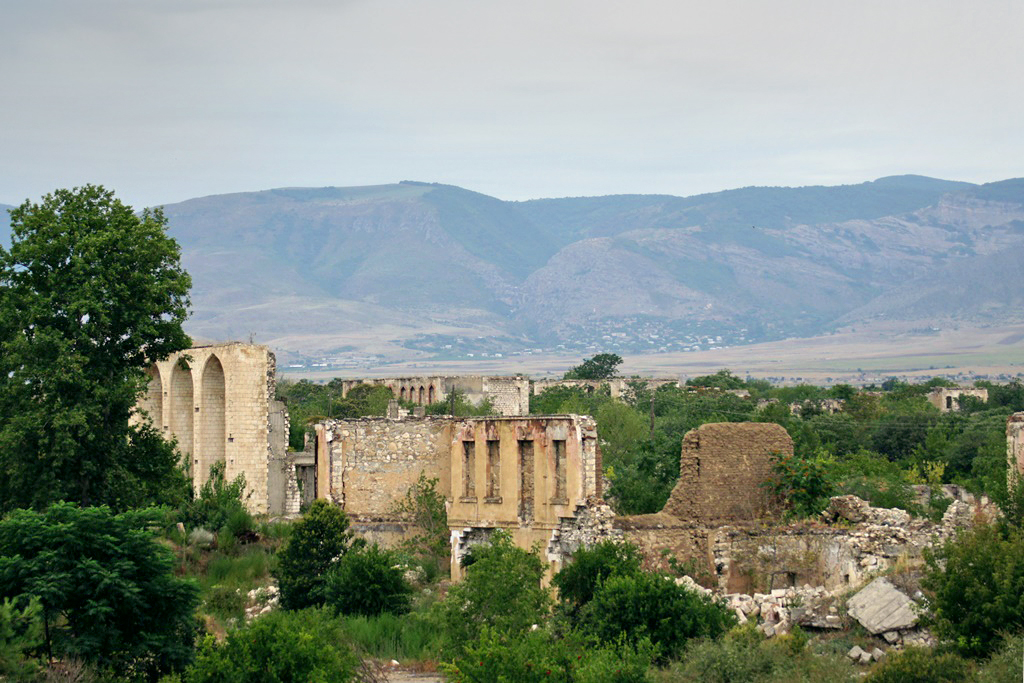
[{"left": 2, "top": 0, "right": 1022, "bottom": 208}]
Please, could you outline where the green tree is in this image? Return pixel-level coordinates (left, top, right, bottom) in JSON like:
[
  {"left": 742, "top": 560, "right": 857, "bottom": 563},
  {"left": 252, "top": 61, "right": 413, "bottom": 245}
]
[
  {"left": 439, "top": 531, "right": 550, "bottom": 655},
  {"left": 0, "top": 596, "right": 43, "bottom": 680},
  {"left": 274, "top": 500, "right": 359, "bottom": 610},
  {"left": 0, "top": 185, "right": 191, "bottom": 512},
  {"left": 0, "top": 503, "right": 200, "bottom": 679},
  {"left": 564, "top": 353, "right": 623, "bottom": 380},
  {"left": 186, "top": 608, "right": 359, "bottom": 683},
  {"left": 552, "top": 540, "right": 642, "bottom": 617},
  {"left": 924, "top": 523, "right": 1024, "bottom": 657},
  {"left": 390, "top": 473, "right": 450, "bottom": 579},
  {"left": 324, "top": 544, "right": 412, "bottom": 617}
]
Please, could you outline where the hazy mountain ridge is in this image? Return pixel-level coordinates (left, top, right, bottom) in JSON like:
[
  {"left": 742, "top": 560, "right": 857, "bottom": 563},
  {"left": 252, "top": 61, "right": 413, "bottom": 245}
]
[{"left": 3, "top": 178, "right": 1024, "bottom": 361}]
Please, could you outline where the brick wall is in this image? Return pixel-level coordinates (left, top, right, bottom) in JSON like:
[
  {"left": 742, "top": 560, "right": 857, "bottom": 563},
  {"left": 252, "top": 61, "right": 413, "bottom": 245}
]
[{"left": 662, "top": 422, "right": 792, "bottom": 523}]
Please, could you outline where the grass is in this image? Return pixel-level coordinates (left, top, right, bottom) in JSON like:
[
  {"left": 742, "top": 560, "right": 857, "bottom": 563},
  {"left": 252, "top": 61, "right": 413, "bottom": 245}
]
[{"left": 338, "top": 611, "right": 444, "bottom": 663}]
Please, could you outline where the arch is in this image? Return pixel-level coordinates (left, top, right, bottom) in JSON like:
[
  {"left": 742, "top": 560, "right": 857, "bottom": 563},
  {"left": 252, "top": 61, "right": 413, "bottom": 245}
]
[
  {"left": 428, "top": 385, "right": 436, "bottom": 404},
  {"left": 418, "top": 386, "right": 425, "bottom": 404},
  {"left": 198, "top": 355, "right": 226, "bottom": 487},
  {"left": 400, "top": 386, "right": 407, "bottom": 401},
  {"left": 139, "top": 365, "right": 163, "bottom": 426},
  {"left": 169, "top": 361, "right": 194, "bottom": 464}
]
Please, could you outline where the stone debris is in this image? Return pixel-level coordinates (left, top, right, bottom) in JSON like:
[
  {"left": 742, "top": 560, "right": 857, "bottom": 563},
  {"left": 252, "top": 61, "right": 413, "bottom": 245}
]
[
  {"left": 244, "top": 584, "right": 280, "bottom": 621},
  {"left": 846, "top": 577, "right": 919, "bottom": 635}
]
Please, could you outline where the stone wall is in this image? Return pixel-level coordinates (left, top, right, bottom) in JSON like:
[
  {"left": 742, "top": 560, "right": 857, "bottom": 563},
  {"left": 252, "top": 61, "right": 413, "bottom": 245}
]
[
  {"left": 662, "top": 422, "right": 791, "bottom": 523},
  {"left": 337, "top": 376, "right": 531, "bottom": 415},
  {"left": 1008, "top": 412, "right": 1024, "bottom": 483},
  {"left": 532, "top": 378, "right": 678, "bottom": 400},
  {"left": 927, "top": 387, "right": 989, "bottom": 412},
  {"left": 138, "top": 343, "right": 289, "bottom": 515}
]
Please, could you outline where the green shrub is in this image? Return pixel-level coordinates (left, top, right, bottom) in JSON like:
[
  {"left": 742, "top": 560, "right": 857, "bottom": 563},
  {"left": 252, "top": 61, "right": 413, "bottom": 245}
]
[
  {"left": 578, "top": 572, "right": 736, "bottom": 662},
  {"left": 443, "top": 628, "right": 653, "bottom": 683},
  {"left": 179, "top": 461, "right": 252, "bottom": 534},
  {"left": 274, "top": 500, "right": 359, "bottom": 611},
  {"left": 864, "top": 647, "right": 973, "bottom": 683},
  {"left": 390, "top": 474, "right": 450, "bottom": 580},
  {"left": 203, "top": 585, "right": 245, "bottom": 622},
  {"left": 0, "top": 597, "right": 42, "bottom": 680},
  {"left": 765, "top": 448, "right": 836, "bottom": 517},
  {"left": 975, "top": 633, "right": 1024, "bottom": 683},
  {"left": 186, "top": 608, "right": 359, "bottom": 683},
  {"left": 661, "top": 624, "right": 855, "bottom": 682},
  {"left": 324, "top": 544, "right": 412, "bottom": 617},
  {"left": 552, "top": 540, "right": 642, "bottom": 616},
  {"left": 924, "top": 523, "right": 1024, "bottom": 657},
  {"left": 438, "top": 531, "right": 550, "bottom": 656}
]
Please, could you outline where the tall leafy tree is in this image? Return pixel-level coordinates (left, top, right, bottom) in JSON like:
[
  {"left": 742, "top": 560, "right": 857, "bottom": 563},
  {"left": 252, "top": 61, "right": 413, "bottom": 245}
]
[
  {"left": 0, "top": 185, "right": 191, "bottom": 511},
  {"left": 0, "top": 503, "right": 200, "bottom": 679},
  {"left": 563, "top": 353, "right": 623, "bottom": 380}
]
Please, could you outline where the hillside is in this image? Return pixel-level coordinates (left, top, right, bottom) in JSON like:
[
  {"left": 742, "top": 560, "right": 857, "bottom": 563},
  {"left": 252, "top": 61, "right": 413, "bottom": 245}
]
[{"left": 4, "top": 178, "right": 1024, "bottom": 365}]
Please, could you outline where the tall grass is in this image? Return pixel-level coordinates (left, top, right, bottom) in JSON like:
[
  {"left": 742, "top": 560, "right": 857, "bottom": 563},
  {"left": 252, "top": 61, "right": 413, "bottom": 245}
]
[{"left": 338, "top": 612, "right": 443, "bottom": 662}]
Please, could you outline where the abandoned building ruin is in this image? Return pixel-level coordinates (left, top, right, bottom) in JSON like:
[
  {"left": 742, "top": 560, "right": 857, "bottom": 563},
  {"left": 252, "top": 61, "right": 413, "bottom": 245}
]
[
  {"left": 531, "top": 378, "right": 679, "bottom": 400},
  {"left": 336, "top": 376, "right": 531, "bottom": 416},
  {"left": 1007, "top": 411, "right": 1024, "bottom": 483},
  {"left": 137, "top": 343, "right": 291, "bottom": 515},
  {"left": 927, "top": 386, "right": 989, "bottom": 412},
  {"left": 311, "top": 414, "right": 601, "bottom": 579}
]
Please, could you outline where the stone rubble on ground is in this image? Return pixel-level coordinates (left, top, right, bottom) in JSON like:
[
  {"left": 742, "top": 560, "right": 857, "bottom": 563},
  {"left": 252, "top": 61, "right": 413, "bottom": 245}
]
[{"left": 244, "top": 584, "right": 280, "bottom": 621}]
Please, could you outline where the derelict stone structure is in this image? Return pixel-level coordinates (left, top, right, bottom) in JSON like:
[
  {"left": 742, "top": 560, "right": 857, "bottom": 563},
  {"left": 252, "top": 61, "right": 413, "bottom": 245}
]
[
  {"left": 532, "top": 378, "right": 678, "bottom": 399},
  {"left": 138, "top": 343, "right": 291, "bottom": 515},
  {"left": 1008, "top": 412, "right": 1024, "bottom": 484},
  {"left": 337, "top": 376, "right": 531, "bottom": 416},
  {"left": 662, "top": 422, "right": 792, "bottom": 523},
  {"left": 927, "top": 387, "right": 989, "bottom": 412},
  {"left": 312, "top": 414, "right": 600, "bottom": 578}
]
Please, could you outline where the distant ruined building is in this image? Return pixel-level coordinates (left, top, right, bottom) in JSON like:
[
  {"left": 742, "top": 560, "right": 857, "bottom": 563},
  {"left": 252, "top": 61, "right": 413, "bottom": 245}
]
[
  {"left": 337, "top": 376, "right": 530, "bottom": 416},
  {"left": 927, "top": 387, "right": 989, "bottom": 413}
]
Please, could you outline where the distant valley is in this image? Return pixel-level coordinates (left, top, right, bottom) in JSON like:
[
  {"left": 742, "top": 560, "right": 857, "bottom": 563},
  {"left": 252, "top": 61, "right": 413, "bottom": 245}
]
[{"left": 4, "top": 177, "right": 1024, "bottom": 374}]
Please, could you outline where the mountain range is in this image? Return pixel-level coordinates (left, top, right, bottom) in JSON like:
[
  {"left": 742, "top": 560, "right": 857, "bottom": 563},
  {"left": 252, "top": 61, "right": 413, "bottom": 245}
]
[{"left": 4, "top": 176, "right": 1024, "bottom": 365}]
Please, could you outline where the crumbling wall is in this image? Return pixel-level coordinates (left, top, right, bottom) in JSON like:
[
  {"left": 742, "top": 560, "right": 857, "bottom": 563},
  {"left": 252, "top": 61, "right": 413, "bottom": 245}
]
[
  {"left": 319, "top": 417, "right": 451, "bottom": 514},
  {"left": 338, "top": 375, "right": 530, "bottom": 415},
  {"left": 928, "top": 387, "right": 989, "bottom": 412},
  {"left": 662, "top": 422, "right": 791, "bottom": 523},
  {"left": 1008, "top": 412, "right": 1024, "bottom": 484},
  {"left": 532, "top": 378, "right": 678, "bottom": 400},
  {"left": 140, "top": 343, "right": 282, "bottom": 515}
]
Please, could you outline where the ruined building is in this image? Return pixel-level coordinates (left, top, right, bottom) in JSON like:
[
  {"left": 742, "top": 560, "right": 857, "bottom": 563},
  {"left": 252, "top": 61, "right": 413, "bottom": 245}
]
[
  {"left": 336, "top": 376, "right": 531, "bottom": 416},
  {"left": 927, "top": 387, "right": 988, "bottom": 412},
  {"left": 532, "top": 377, "right": 678, "bottom": 400},
  {"left": 137, "top": 343, "right": 291, "bottom": 515},
  {"left": 311, "top": 414, "right": 600, "bottom": 578}
]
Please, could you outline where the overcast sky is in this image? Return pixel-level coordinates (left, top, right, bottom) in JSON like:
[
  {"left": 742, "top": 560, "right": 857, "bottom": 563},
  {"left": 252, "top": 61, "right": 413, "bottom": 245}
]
[{"left": 2, "top": 0, "right": 1022, "bottom": 208}]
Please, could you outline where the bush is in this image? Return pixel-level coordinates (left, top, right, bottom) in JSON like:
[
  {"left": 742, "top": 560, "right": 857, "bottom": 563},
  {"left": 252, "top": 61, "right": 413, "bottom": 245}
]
[
  {"left": 765, "top": 448, "right": 836, "bottom": 517},
  {"left": 390, "top": 474, "right": 449, "bottom": 580},
  {"left": 338, "top": 611, "right": 444, "bottom": 662},
  {"left": 662, "top": 624, "right": 855, "bottom": 682},
  {"left": 975, "top": 633, "right": 1024, "bottom": 683},
  {"left": 578, "top": 572, "right": 736, "bottom": 662},
  {"left": 552, "top": 540, "right": 642, "bottom": 616},
  {"left": 186, "top": 608, "right": 359, "bottom": 683},
  {"left": 444, "top": 628, "right": 653, "bottom": 683},
  {"left": 0, "top": 597, "right": 42, "bottom": 680},
  {"left": 438, "top": 531, "right": 550, "bottom": 655},
  {"left": 864, "top": 647, "right": 973, "bottom": 683},
  {"left": 179, "top": 461, "right": 253, "bottom": 535},
  {"left": 924, "top": 523, "right": 1024, "bottom": 657},
  {"left": 324, "top": 544, "right": 412, "bottom": 617},
  {"left": 274, "top": 500, "right": 358, "bottom": 611}
]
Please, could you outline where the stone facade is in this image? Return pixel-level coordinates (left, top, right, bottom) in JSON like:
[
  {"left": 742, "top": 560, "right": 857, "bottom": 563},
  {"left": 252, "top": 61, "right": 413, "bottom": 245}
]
[
  {"left": 337, "top": 376, "right": 531, "bottom": 416},
  {"left": 1008, "top": 412, "right": 1024, "bottom": 484},
  {"left": 532, "top": 378, "right": 678, "bottom": 400},
  {"left": 138, "top": 343, "right": 291, "bottom": 515},
  {"left": 927, "top": 387, "right": 988, "bottom": 412},
  {"left": 312, "top": 414, "right": 601, "bottom": 579},
  {"left": 662, "top": 422, "right": 792, "bottom": 523}
]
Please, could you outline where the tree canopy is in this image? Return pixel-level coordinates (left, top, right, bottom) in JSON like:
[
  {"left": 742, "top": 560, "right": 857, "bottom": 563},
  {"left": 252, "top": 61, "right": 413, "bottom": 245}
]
[
  {"left": 564, "top": 353, "right": 623, "bottom": 380},
  {"left": 0, "top": 185, "right": 191, "bottom": 512}
]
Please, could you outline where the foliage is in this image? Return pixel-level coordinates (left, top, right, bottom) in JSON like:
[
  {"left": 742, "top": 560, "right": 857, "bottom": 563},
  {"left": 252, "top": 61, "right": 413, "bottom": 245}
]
[
  {"left": 185, "top": 608, "right": 359, "bottom": 683},
  {"left": 974, "top": 633, "right": 1024, "bottom": 683},
  {"left": 832, "top": 450, "right": 919, "bottom": 512},
  {"left": 661, "top": 624, "right": 856, "bottom": 682},
  {"left": 552, "top": 540, "right": 642, "bottom": 617},
  {"left": 274, "top": 500, "right": 359, "bottom": 611},
  {"left": 923, "top": 522, "right": 1024, "bottom": 657},
  {"left": 765, "top": 448, "right": 836, "bottom": 517},
  {"left": 390, "top": 473, "right": 449, "bottom": 579},
  {"left": 0, "top": 503, "right": 200, "bottom": 679},
  {"left": 0, "top": 185, "right": 192, "bottom": 512},
  {"left": 577, "top": 571, "right": 736, "bottom": 662},
  {"left": 438, "top": 531, "right": 550, "bottom": 656},
  {"left": 0, "top": 596, "right": 42, "bottom": 680},
  {"left": 863, "top": 647, "right": 973, "bottom": 683},
  {"left": 325, "top": 544, "right": 412, "bottom": 617},
  {"left": 685, "top": 369, "right": 747, "bottom": 390},
  {"left": 443, "top": 628, "right": 654, "bottom": 683},
  {"left": 423, "top": 389, "right": 495, "bottom": 416},
  {"left": 564, "top": 353, "right": 623, "bottom": 380},
  {"left": 178, "top": 461, "right": 252, "bottom": 534},
  {"left": 276, "top": 380, "right": 396, "bottom": 449},
  {"left": 338, "top": 610, "right": 444, "bottom": 662}
]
